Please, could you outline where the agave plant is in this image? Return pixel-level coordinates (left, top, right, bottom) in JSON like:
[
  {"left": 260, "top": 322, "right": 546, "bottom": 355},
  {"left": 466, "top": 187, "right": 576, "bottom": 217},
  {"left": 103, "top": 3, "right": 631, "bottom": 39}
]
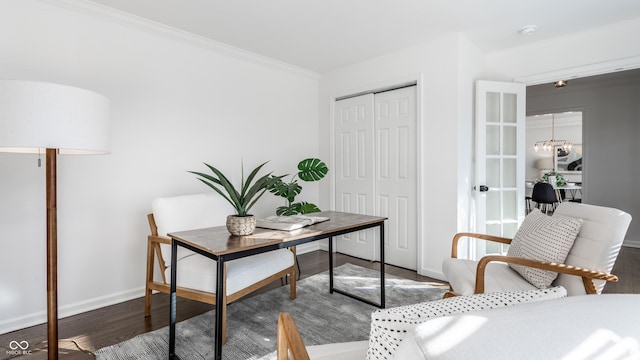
[
  {"left": 190, "top": 161, "right": 285, "bottom": 217},
  {"left": 269, "top": 158, "right": 329, "bottom": 216}
]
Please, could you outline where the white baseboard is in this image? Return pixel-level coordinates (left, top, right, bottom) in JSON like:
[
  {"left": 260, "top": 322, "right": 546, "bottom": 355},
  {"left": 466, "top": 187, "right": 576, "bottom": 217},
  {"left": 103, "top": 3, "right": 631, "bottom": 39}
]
[
  {"left": 419, "top": 267, "right": 446, "bottom": 282},
  {"left": 0, "top": 287, "right": 144, "bottom": 335},
  {"left": 623, "top": 240, "right": 640, "bottom": 248}
]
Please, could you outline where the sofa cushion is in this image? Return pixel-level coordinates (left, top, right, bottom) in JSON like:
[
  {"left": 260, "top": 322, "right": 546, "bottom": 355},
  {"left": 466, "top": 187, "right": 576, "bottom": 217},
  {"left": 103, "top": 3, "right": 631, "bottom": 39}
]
[
  {"left": 506, "top": 208, "right": 582, "bottom": 288},
  {"left": 306, "top": 340, "right": 369, "bottom": 360},
  {"left": 366, "top": 287, "right": 567, "bottom": 360},
  {"left": 164, "top": 248, "right": 294, "bottom": 295},
  {"left": 441, "top": 258, "right": 538, "bottom": 296},
  {"left": 394, "top": 294, "right": 640, "bottom": 360}
]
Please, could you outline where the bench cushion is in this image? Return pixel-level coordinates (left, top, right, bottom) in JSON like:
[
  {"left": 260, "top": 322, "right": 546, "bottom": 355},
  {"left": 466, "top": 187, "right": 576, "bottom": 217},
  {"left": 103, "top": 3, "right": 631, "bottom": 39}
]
[{"left": 164, "top": 248, "right": 294, "bottom": 295}]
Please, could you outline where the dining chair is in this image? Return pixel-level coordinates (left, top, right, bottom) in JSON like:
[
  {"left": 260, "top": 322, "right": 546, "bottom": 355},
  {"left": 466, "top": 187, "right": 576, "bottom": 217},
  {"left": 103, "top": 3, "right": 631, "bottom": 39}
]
[{"left": 531, "top": 182, "right": 558, "bottom": 214}]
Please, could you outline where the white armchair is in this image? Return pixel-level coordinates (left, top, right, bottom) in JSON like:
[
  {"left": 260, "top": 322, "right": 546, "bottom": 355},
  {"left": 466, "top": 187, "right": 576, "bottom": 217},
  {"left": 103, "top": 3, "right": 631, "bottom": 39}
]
[
  {"left": 442, "top": 202, "right": 632, "bottom": 297},
  {"left": 144, "top": 193, "right": 297, "bottom": 344}
]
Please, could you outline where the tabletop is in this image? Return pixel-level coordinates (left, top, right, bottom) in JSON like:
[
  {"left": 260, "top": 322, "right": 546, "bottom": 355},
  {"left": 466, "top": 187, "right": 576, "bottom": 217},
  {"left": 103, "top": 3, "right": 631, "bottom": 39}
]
[
  {"left": 168, "top": 211, "right": 387, "bottom": 256},
  {"left": 526, "top": 182, "right": 582, "bottom": 190}
]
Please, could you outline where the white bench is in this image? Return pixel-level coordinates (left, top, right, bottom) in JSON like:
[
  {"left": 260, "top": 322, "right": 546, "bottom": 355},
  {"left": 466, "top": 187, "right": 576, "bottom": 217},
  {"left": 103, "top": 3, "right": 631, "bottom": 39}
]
[{"left": 144, "top": 193, "right": 296, "bottom": 343}]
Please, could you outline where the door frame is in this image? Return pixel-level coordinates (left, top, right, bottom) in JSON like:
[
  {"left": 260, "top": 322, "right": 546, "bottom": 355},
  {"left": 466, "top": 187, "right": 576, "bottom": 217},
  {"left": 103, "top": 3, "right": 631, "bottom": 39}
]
[{"left": 328, "top": 73, "right": 424, "bottom": 270}]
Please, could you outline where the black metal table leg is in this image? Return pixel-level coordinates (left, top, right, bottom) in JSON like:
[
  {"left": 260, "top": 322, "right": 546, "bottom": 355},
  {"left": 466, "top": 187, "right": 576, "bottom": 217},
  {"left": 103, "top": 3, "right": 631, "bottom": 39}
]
[
  {"left": 328, "top": 236, "right": 334, "bottom": 293},
  {"left": 214, "top": 257, "right": 225, "bottom": 360},
  {"left": 379, "top": 222, "right": 385, "bottom": 309},
  {"left": 327, "top": 226, "right": 386, "bottom": 309},
  {"left": 169, "top": 240, "right": 178, "bottom": 359}
]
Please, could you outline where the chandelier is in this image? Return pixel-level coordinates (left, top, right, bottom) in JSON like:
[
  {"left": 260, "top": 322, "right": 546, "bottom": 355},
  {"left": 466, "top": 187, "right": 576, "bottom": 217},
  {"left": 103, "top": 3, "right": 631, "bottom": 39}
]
[{"left": 534, "top": 114, "right": 573, "bottom": 152}]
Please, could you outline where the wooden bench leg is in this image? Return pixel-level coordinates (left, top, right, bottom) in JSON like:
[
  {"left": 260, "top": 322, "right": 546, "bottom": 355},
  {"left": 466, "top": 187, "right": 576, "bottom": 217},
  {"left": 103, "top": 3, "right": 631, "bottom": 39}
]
[
  {"left": 144, "top": 238, "right": 156, "bottom": 317},
  {"left": 221, "top": 299, "right": 228, "bottom": 345},
  {"left": 144, "top": 288, "right": 152, "bottom": 317},
  {"left": 290, "top": 246, "right": 297, "bottom": 300}
]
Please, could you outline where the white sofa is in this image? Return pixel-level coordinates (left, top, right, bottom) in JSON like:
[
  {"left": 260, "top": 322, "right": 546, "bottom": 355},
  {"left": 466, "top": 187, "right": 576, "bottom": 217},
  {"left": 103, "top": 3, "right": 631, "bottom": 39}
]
[
  {"left": 394, "top": 294, "right": 640, "bottom": 359},
  {"left": 282, "top": 289, "right": 640, "bottom": 359},
  {"left": 281, "top": 287, "right": 562, "bottom": 359}
]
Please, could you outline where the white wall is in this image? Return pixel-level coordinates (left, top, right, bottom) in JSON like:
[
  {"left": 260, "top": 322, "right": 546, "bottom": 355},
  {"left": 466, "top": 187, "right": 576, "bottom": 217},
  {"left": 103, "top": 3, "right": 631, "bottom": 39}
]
[
  {"left": 318, "top": 33, "right": 484, "bottom": 280},
  {"left": 0, "top": 0, "right": 319, "bottom": 333}
]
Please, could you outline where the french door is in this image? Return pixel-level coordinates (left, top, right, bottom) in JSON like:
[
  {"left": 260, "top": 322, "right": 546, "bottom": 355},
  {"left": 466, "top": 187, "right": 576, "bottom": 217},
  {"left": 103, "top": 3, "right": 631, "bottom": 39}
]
[{"left": 474, "top": 80, "right": 526, "bottom": 258}]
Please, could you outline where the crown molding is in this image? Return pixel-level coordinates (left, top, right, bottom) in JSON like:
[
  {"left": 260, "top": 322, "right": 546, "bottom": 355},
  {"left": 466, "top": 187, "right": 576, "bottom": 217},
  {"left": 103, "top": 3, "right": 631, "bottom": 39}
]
[
  {"left": 513, "top": 55, "right": 640, "bottom": 86},
  {"left": 37, "top": 0, "right": 321, "bottom": 79}
]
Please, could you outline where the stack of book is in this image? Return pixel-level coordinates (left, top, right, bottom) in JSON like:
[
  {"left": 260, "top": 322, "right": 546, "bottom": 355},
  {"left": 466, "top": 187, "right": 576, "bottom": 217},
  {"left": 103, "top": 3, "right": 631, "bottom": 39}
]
[{"left": 256, "top": 215, "right": 330, "bottom": 231}]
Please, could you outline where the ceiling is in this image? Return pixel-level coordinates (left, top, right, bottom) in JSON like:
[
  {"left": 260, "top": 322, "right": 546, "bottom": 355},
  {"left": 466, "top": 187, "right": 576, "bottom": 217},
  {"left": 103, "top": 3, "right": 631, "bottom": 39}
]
[{"left": 88, "top": 0, "right": 640, "bottom": 73}]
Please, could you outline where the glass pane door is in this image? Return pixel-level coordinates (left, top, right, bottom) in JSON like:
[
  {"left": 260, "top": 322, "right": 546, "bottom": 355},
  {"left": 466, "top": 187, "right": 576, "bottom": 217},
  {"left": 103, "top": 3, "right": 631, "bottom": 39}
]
[{"left": 475, "top": 81, "right": 526, "bottom": 258}]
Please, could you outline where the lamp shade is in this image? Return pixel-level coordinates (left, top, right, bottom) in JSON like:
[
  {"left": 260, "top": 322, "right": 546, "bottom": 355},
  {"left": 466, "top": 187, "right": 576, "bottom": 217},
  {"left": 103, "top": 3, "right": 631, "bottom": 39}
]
[
  {"left": 0, "top": 80, "right": 110, "bottom": 154},
  {"left": 536, "top": 157, "right": 554, "bottom": 170}
]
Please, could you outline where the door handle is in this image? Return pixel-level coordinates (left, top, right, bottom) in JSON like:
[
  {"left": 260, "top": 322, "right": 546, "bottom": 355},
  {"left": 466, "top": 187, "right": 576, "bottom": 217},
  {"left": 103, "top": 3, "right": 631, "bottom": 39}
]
[{"left": 474, "top": 185, "right": 489, "bottom": 192}]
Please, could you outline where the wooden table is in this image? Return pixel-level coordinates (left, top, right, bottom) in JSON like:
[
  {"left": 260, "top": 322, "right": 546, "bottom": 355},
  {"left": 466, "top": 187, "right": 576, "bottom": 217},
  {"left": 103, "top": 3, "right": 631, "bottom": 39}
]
[{"left": 167, "top": 211, "right": 388, "bottom": 360}]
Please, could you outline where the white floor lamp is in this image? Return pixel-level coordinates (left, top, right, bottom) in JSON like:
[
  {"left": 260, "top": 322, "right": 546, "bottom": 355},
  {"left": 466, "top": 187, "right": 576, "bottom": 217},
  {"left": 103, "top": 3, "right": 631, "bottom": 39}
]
[{"left": 0, "top": 80, "right": 110, "bottom": 360}]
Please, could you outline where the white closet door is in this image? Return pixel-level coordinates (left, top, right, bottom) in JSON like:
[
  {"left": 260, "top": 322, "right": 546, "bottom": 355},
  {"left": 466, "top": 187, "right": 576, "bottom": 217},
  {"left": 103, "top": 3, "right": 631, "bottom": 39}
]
[
  {"left": 375, "top": 87, "right": 417, "bottom": 269},
  {"left": 334, "top": 93, "right": 377, "bottom": 260},
  {"left": 333, "top": 86, "right": 418, "bottom": 269}
]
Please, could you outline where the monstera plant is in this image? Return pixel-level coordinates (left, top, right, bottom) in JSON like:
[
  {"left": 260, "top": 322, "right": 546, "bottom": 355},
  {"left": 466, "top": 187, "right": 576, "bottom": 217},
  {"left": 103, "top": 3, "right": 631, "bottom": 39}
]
[
  {"left": 190, "top": 161, "right": 285, "bottom": 235},
  {"left": 269, "top": 158, "right": 329, "bottom": 216}
]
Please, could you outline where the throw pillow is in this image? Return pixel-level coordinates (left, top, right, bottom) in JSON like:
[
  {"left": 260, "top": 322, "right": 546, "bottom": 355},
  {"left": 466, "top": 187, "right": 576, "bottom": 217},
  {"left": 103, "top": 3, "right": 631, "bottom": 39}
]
[
  {"left": 506, "top": 208, "right": 583, "bottom": 288},
  {"left": 365, "top": 286, "right": 567, "bottom": 360}
]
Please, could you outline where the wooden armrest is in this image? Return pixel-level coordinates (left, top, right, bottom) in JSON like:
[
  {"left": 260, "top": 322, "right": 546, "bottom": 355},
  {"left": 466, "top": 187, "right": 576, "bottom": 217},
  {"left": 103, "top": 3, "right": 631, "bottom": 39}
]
[
  {"left": 148, "top": 234, "right": 171, "bottom": 245},
  {"left": 475, "top": 255, "right": 618, "bottom": 294},
  {"left": 451, "top": 232, "right": 512, "bottom": 258},
  {"left": 277, "top": 312, "right": 310, "bottom": 360}
]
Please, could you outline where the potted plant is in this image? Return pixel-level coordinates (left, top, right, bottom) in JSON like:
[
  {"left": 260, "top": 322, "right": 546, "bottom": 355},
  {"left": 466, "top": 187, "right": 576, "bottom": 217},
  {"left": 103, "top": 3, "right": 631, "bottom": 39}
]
[
  {"left": 541, "top": 171, "right": 566, "bottom": 187},
  {"left": 190, "top": 161, "right": 285, "bottom": 235},
  {"left": 268, "top": 158, "right": 329, "bottom": 216}
]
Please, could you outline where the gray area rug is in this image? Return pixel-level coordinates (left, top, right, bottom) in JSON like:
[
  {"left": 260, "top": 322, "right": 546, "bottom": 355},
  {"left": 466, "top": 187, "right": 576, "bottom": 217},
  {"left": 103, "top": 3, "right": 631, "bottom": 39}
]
[{"left": 95, "top": 263, "right": 447, "bottom": 360}]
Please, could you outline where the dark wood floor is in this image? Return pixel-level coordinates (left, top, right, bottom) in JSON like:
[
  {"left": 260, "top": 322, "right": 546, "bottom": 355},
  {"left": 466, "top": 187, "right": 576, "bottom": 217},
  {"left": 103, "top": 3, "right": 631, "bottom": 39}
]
[{"left": 1, "top": 247, "right": 638, "bottom": 359}]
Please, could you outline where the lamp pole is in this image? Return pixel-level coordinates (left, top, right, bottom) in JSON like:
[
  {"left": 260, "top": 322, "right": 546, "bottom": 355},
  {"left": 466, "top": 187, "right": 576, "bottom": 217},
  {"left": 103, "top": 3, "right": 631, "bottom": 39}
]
[
  {"left": 0, "top": 80, "right": 109, "bottom": 360},
  {"left": 46, "top": 148, "right": 58, "bottom": 359}
]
